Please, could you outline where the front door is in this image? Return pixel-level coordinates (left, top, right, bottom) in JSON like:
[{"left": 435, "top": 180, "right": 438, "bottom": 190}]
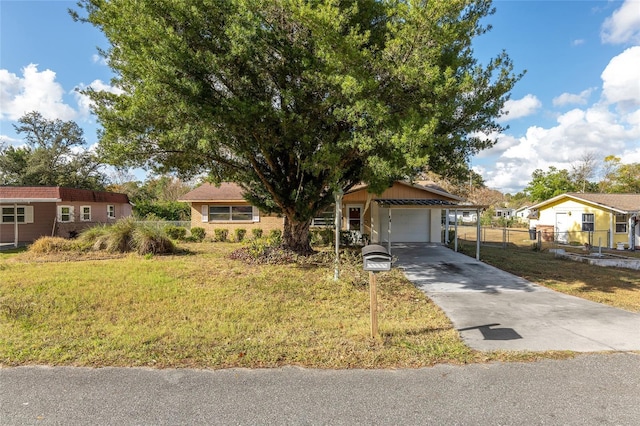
[
  {"left": 347, "top": 205, "right": 363, "bottom": 233},
  {"left": 556, "top": 213, "right": 569, "bottom": 244}
]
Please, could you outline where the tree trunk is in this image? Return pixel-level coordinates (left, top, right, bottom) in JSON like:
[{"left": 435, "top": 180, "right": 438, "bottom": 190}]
[{"left": 282, "top": 215, "right": 313, "bottom": 255}]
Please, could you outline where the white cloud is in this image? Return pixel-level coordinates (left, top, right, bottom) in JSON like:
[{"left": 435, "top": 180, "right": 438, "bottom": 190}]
[
  {"left": 91, "top": 54, "right": 108, "bottom": 66},
  {"left": 552, "top": 88, "right": 595, "bottom": 107},
  {"left": 74, "top": 79, "right": 123, "bottom": 117},
  {"left": 601, "top": 46, "right": 640, "bottom": 108},
  {"left": 0, "top": 64, "right": 76, "bottom": 121},
  {"left": 601, "top": 0, "right": 640, "bottom": 44},
  {"left": 499, "top": 94, "right": 542, "bottom": 122},
  {"left": 571, "top": 39, "right": 585, "bottom": 46}
]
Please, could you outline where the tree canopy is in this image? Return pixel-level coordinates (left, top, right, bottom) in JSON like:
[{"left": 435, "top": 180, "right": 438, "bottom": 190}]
[
  {"left": 0, "top": 112, "right": 106, "bottom": 190},
  {"left": 74, "top": 0, "right": 521, "bottom": 253}
]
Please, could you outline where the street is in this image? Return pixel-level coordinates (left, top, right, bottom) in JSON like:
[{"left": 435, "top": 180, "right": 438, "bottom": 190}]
[{"left": 2, "top": 353, "right": 639, "bottom": 425}]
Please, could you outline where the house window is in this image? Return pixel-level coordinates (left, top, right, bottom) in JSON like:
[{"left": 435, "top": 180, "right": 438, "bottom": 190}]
[
  {"left": 582, "top": 213, "right": 594, "bottom": 231},
  {"left": 615, "top": 214, "right": 628, "bottom": 233},
  {"left": 58, "top": 206, "right": 74, "bottom": 223},
  {"left": 80, "top": 206, "right": 92, "bottom": 221},
  {"left": 2, "top": 206, "right": 25, "bottom": 223},
  {"left": 208, "top": 205, "right": 253, "bottom": 221},
  {"left": 107, "top": 205, "right": 115, "bottom": 219}
]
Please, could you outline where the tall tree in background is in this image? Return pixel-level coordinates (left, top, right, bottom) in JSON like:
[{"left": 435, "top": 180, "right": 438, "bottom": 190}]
[
  {"left": 599, "top": 156, "right": 640, "bottom": 193},
  {"left": 570, "top": 152, "right": 599, "bottom": 193},
  {"left": 524, "top": 167, "right": 576, "bottom": 202},
  {"left": 75, "top": 0, "right": 521, "bottom": 253},
  {"left": 0, "top": 112, "right": 106, "bottom": 190}
]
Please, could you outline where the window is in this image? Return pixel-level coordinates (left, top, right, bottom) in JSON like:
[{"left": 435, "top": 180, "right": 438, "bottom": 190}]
[
  {"left": 2, "top": 206, "right": 26, "bottom": 223},
  {"left": 107, "top": 205, "right": 115, "bottom": 219},
  {"left": 582, "top": 213, "right": 594, "bottom": 231},
  {"left": 616, "top": 214, "right": 628, "bottom": 233},
  {"left": 80, "top": 206, "right": 92, "bottom": 221},
  {"left": 206, "top": 205, "right": 254, "bottom": 222},
  {"left": 58, "top": 206, "right": 74, "bottom": 223}
]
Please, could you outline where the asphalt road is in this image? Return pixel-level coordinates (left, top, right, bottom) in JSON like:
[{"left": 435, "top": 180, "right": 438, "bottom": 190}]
[{"left": 2, "top": 353, "right": 640, "bottom": 425}]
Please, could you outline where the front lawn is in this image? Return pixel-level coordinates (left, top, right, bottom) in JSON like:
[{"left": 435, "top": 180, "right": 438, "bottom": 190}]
[{"left": 0, "top": 242, "right": 561, "bottom": 368}]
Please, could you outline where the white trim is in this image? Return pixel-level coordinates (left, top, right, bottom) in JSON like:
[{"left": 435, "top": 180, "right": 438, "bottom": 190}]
[
  {"left": 201, "top": 205, "right": 209, "bottom": 222},
  {"left": 0, "top": 198, "right": 61, "bottom": 203},
  {"left": 58, "top": 205, "right": 74, "bottom": 223},
  {"left": 252, "top": 206, "right": 260, "bottom": 222},
  {"left": 107, "top": 204, "right": 116, "bottom": 219},
  {"left": 80, "top": 205, "right": 92, "bottom": 222},
  {"left": 346, "top": 204, "right": 364, "bottom": 233}
]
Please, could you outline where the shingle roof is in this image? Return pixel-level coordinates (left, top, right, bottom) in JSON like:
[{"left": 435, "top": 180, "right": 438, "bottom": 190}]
[
  {"left": 0, "top": 187, "right": 129, "bottom": 204},
  {"left": 178, "top": 182, "right": 246, "bottom": 202},
  {"left": 375, "top": 199, "right": 462, "bottom": 206},
  {"left": 565, "top": 193, "right": 640, "bottom": 212}
]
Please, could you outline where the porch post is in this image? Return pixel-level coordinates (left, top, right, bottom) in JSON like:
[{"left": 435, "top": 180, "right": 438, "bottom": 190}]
[
  {"left": 387, "top": 207, "right": 391, "bottom": 255},
  {"left": 476, "top": 208, "right": 481, "bottom": 260},
  {"left": 445, "top": 209, "right": 450, "bottom": 243},
  {"left": 454, "top": 209, "right": 458, "bottom": 252}
]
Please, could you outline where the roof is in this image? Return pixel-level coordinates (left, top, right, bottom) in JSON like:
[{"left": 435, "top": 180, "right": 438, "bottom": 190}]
[
  {"left": 375, "top": 199, "right": 461, "bottom": 207},
  {"left": 179, "top": 182, "right": 246, "bottom": 202},
  {"left": 347, "top": 180, "right": 464, "bottom": 202},
  {"left": 0, "top": 186, "right": 129, "bottom": 204},
  {"left": 530, "top": 193, "right": 640, "bottom": 213}
]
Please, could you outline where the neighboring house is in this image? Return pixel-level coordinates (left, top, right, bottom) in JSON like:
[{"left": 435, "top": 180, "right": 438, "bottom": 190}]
[
  {"left": 0, "top": 186, "right": 132, "bottom": 246},
  {"left": 529, "top": 193, "right": 640, "bottom": 249},
  {"left": 180, "top": 181, "right": 473, "bottom": 244},
  {"left": 514, "top": 205, "right": 532, "bottom": 223},
  {"left": 447, "top": 209, "right": 478, "bottom": 224},
  {"left": 494, "top": 207, "right": 515, "bottom": 220}
]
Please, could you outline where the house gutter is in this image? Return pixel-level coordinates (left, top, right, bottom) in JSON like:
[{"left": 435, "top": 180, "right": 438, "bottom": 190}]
[{"left": 0, "top": 198, "right": 62, "bottom": 203}]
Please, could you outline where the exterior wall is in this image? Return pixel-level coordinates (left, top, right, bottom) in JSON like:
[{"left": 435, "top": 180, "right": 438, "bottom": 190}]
[
  {"left": 536, "top": 198, "right": 629, "bottom": 248},
  {"left": 190, "top": 202, "right": 284, "bottom": 239},
  {"left": 0, "top": 203, "right": 56, "bottom": 244},
  {"left": 53, "top": 201, "right": 131, "bottom": 239},
  {"left": 343, "top": 183, "right": 452, "bottom": 203},
  {"left": 0, "top": 201, "right": 131, "bottom": 244}
]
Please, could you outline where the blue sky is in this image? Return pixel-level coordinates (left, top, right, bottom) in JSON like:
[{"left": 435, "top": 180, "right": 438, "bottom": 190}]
[{"left": 1, "top": 0, "right": 639, "bottom": 193}]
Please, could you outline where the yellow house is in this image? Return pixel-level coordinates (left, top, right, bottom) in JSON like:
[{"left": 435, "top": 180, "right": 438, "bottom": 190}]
[{"left": 529, "top": 193, "right": 640, "bottom": 249}]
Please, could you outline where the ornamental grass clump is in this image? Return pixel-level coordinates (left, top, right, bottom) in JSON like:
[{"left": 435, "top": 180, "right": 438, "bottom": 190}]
[{"left": 134, "top": 225, "right": 176, "bottom": 255}]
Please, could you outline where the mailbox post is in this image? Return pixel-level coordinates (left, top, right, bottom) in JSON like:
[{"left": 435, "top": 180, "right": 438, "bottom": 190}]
[{"left": 362, "top": 245, "right": 392, "bottom": 338}]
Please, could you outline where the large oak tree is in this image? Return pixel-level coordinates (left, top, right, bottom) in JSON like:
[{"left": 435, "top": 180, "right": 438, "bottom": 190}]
[{"left": 74, "top": 0, "right": 521, "bottom": 253}]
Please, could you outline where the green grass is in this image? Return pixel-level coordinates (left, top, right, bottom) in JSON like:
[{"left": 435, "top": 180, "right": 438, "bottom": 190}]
[
  {"left": 456, "top": 241, "right": 640, "bottom": 313},
  {"left": 0, "top": 243, "right": 563, "bottom": 368}
]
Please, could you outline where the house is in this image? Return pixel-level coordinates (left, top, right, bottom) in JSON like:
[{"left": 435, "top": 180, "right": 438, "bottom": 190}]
[
  {"left": 494, "top": 207, "right": 515, "bottom": 220},
  {"left": 447, "top": 209, "right": 478, "bottom": 224},
  {"left": 514, "top": 205, "right": 532, "bottom": 223},
  {"left": 529, "top": 193, "right": 640, "bottom": 249},
  {"left": 0, "top": 186, "right": 132, "bottom": 246},
  {"left": 180, "top": 181, "right": 474, "bottom": 244}
]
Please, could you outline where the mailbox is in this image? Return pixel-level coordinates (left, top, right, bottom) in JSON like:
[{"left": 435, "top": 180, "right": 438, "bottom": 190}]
[{"left": 362, "top": 244, "right": 392, "bottom": 272}]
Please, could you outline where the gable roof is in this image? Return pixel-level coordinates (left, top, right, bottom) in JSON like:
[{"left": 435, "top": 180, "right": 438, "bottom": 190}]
[
  {"left": 530, "top": 193, "right": 640, "bottom": 214},
  {"left": 347, "top": 180, "right": 464, "bottom": 202},
  {"left": 0, "top": 187, "right": 129, "bottom": 204},
  {"left": 179, "top": 182, "right": 246, "bottom": 202}
]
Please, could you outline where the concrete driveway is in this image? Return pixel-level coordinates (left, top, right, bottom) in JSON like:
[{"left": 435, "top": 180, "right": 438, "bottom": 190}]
[{"left": 392, "top": 243, "right": 640, "bottom": 352}]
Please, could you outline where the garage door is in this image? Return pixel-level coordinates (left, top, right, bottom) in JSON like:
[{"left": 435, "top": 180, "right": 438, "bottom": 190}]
[{"left": 379, "top": 208, "right": 430, "bottom": 242}]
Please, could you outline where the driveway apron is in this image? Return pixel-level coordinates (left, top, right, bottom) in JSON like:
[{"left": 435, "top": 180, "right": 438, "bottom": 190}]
[{"left": 392, "top": 243, "right": 640, "bottom": 352}]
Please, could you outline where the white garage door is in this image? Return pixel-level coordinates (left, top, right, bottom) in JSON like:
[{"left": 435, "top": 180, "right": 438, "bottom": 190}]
[{"left": 379, "top": 208, "right": 430, "bottom": 242}]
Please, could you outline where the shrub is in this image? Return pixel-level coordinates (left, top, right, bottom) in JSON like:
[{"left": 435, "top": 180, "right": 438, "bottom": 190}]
[
  {"left": 268, "top": 229, "right": 282, "bottom": 245},
  {"left": 106, "top": 217, "right": 137, "bottom": 253},
  {"left": 251, "top": 228, "right": 263, "bottom": 239},
  {"left": 164, "top": 225, "right": 187, "bottom": 240},
  {"left": 190, "top": 227, "right": 206, "bottom": 242},
  {"left": 234, "top": 228, "right": 247, "bottom": 242},
  {"left": 214, "top": 228, "right": 228, "bottom": 242},
  {"left": 28, "top": 237, "right": 75, "bottom": 254},
  {"left": 133, "top": 225, "right": 176, "bottom": 255}
]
